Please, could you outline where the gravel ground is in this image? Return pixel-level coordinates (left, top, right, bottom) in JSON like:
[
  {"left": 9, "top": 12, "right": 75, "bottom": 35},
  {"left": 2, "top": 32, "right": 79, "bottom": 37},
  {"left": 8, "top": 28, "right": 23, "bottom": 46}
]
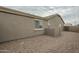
[{"left": 0, "top": 31, "right": 79, "bottom": 53}]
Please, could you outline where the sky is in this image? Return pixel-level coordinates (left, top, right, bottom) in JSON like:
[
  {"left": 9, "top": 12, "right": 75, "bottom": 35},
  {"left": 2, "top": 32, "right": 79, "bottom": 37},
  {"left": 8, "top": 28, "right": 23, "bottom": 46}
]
[{"left": 6, "top": 6, "right": 79, "bottom": 25}]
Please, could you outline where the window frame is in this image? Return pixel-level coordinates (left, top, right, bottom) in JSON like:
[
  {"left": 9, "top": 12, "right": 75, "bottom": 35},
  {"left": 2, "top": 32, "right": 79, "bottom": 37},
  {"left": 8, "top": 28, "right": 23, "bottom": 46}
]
[{"left": 34, "top": 19, "right": 44, "bottom": 30}]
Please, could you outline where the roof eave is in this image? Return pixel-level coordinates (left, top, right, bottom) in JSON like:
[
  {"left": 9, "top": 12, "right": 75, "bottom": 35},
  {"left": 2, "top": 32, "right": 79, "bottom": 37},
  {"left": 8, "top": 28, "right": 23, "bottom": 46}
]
[{"left": 0, "top": 6, "right": 44, "bottom": 19}]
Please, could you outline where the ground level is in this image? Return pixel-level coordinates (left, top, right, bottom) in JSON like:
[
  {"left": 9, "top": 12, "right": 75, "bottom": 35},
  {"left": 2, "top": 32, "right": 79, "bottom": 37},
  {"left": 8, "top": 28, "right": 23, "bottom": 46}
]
[{"left": 0, "top": 31, "right": 79, "bottom": 53}]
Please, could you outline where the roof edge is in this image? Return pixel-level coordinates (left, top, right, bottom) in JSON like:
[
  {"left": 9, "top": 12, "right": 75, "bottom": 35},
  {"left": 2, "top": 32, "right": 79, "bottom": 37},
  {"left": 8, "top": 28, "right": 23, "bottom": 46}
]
[
  {"left": 43, "top": 13, "right": 65, "bottom": 24},
  {"left": 0, "top": 6, "right": 43, "bottom": 19},
  {"left": 56, "top": 14, "right": 65, "bottom": 24},
  {"left": 0, "top": 6, "right": 65, "bottom": 23}
]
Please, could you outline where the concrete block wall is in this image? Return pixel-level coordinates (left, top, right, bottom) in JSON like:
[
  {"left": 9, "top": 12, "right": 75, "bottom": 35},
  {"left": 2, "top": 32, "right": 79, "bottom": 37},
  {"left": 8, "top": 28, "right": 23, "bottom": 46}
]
[
  {"left": 69, "top": 26, "right": 79, "bottom": 32},
  {"left": 64, "top": 26, "right": 79, "bottom": 33}
]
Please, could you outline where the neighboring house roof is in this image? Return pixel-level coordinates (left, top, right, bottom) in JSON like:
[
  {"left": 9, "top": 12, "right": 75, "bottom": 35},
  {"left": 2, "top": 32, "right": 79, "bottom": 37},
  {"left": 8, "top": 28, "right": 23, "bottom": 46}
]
[{"left": 0, "top": 6, "right": 64, "bottom": 23}]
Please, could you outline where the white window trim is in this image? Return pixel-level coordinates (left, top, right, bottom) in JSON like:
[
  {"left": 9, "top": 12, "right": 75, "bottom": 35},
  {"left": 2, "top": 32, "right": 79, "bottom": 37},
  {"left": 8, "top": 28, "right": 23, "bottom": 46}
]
[{"left": 34, "top": 28, "right": 44, "bottom": 31}]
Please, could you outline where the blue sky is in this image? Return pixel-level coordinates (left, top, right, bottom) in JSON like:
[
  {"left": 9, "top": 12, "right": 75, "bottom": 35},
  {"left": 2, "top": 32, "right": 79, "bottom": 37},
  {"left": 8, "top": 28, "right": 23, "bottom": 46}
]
[{"left": 6, "top": 6, "right": 79, "bottom": 25}]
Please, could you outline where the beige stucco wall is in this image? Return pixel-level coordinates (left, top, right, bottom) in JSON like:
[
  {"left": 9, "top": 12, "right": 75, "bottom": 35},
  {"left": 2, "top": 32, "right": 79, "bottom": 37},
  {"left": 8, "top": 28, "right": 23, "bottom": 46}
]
[
  {"left": 44, "top": 15, "right": 64, "bottom": 37},
  {"left": 0, "top": 12, "right": 46, "bottom": 42},
  {"left": 48, "top": 15, "right": 64, "bottom": 30}
]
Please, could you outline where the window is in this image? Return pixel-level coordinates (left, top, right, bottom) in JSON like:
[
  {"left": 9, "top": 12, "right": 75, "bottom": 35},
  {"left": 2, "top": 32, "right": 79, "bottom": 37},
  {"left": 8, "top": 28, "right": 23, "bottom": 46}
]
[{"left": 34, "top": 19, "right": 44, "bottom": 30}]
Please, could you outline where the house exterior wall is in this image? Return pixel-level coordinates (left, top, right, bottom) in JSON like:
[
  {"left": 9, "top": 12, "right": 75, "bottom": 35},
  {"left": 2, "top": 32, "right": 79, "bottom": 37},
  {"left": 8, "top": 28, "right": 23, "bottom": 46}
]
[
  {"left": 0, "top": 12, "right": 46, "bottom": 42},
  {"left": 48, "top": 15, "right": 64, "bottom": 30},
  {"left": 44, "top": 15, "right": 64, "bottom": 37},
  {"left": 0, "top": 7, "right": 64, "bottom": 42}
]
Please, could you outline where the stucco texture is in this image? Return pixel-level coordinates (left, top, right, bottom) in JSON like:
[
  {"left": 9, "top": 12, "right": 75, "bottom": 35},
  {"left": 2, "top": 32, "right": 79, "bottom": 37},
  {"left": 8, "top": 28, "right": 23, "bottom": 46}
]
[{"left": 0, "top": 12, "right": 44, "bottom": 42}]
